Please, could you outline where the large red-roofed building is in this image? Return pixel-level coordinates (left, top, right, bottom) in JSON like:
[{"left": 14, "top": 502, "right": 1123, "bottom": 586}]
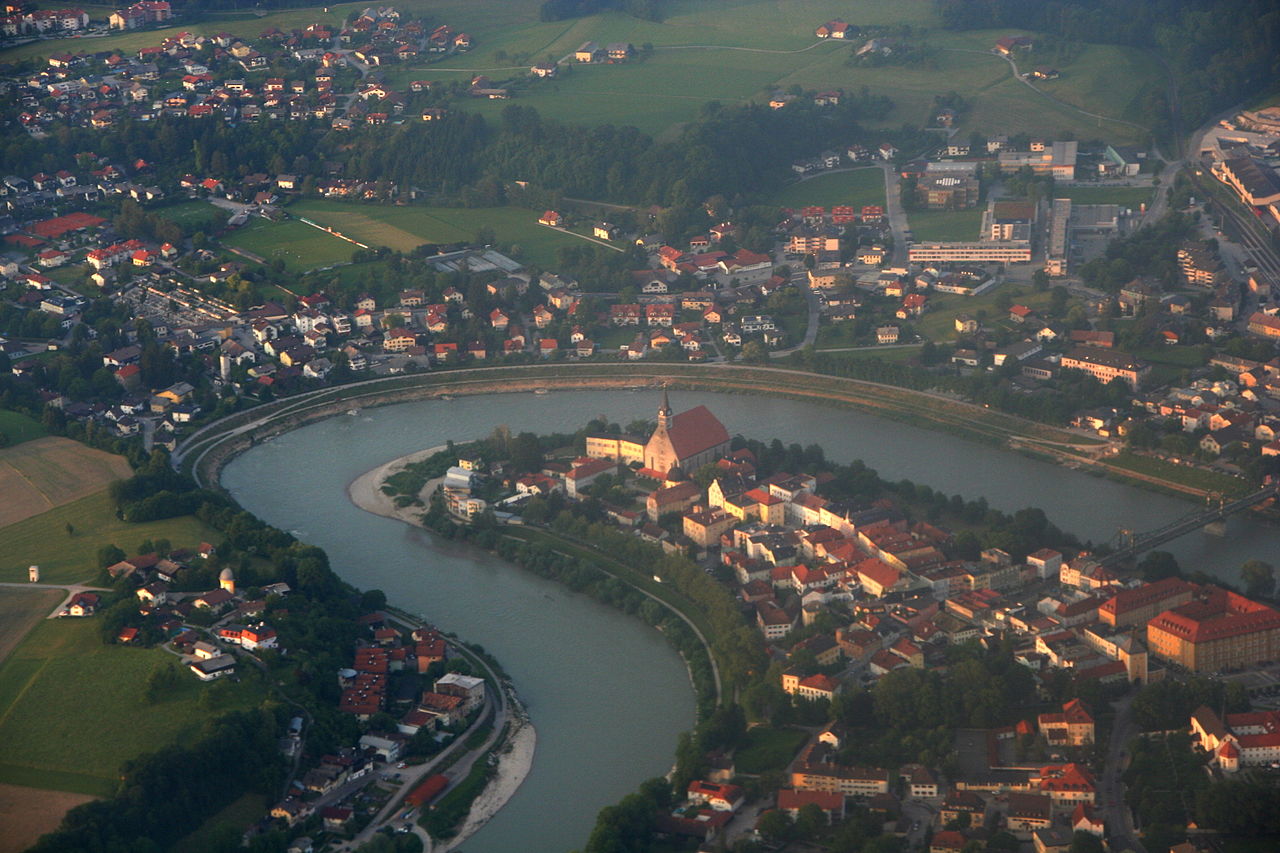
[
  {"left": 643, "top": 391, "right": 731, "bottom": 476},
  {"left": 1099, "top": 577, "right": 1196, "bottom": 628},
  {"left": 1147, "top": 587, "right": 1280, "bottom": 672}
]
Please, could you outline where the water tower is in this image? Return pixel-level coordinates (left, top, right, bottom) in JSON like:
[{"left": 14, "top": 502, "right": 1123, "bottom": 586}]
[{"left": 28, "top": 565, "right": 39, "bottom": 582}]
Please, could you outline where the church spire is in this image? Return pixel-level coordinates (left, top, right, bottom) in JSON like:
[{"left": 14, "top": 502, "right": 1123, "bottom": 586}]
[{"left": 657, "top": 387, "right": 672, "bottom": 430}]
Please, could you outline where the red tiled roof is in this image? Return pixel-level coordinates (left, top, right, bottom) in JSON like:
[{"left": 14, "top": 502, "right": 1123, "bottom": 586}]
[
  {"left": 665, "top": 405, "right": 730, "bottom": 461},
  {"left": 1148, "top": 588, "right": 1280, "bottom": 644},
  {"left": 778, "top": 787, "right": 842, "bottom": 811}
]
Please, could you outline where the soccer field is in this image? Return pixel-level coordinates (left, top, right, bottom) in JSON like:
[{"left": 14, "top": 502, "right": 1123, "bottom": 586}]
[{"left": 288, "top": 200, "right": 591, "bottom": 268}]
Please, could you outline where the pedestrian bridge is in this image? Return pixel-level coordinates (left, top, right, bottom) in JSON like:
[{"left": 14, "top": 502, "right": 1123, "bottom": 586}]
[{"left": 1099, "top": 481, "right": 1280, "bottom": 567}]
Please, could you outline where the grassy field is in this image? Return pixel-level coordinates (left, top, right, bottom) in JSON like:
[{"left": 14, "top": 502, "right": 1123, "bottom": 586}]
[
  {"left": 0, "top": 411, "right": 46, "bottom": 447},
  {"left": 0, "top": 618, "right": 265, "bottom": 796},
  {"left": 907, "top": 208, "right": 986, "bottom": 242},
  {"left": 288, "top": 200, "right": 589, "bottom": 268},
  {"left": 765, "top": 168, "right": 886, "bottom": 210},
  {"left": 2, "top": 0, "right": 1156, "bottom": 144},
  {"left": 915, "top": 285, "right": 1058, "bottom": 342},
  {"left": 734, "top": 726, "right": 809, "bottom": 774},
  {"left": 0, "top": 437, "right": 132, "bottom": 529},
  {"left": 156, "top": 200, "right": 223, "bottom": 227},
  {"left": 221, "top": 217, "right": 357, "bottom": 273},
  {"left": 393, "top": 1, "right": 1153, "bottom": 142},
  {"left": 0, "top": 490, "right": 222, "bottom": 585},
  {"left": 0, "top": 588, "right": 63, "bottom": 665},
  {"left": 1055, "top": 185, "right": 1155, "bottom": 206},
  {"left": 170, "top": 792, "right": 268, "bottom": 853},
  {"left": 1133, "top": 345, "right": 1209, "bottom": 369},
  {"left": 1107, "top": 452, "right": 1249, "bottom": 498}
]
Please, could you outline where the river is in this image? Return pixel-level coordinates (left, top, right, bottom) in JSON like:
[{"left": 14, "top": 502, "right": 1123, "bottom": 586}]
[{"left": 221, "top": 388, "right": 1279, "bottom": 852}]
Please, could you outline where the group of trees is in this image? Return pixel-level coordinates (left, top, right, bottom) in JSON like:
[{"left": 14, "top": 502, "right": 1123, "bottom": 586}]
[
  {"left": 1077, "top": 213, "right": 1193, "bottom": 294},
  {"left": 30, "top": 709, "right": 287, "bottom": 853}
]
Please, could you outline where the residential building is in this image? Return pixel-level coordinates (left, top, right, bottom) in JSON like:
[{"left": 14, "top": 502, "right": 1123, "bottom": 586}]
[
  {"left": 1059, "top": 348, "right": 1150, "bottom": 390},
  {"left": 1037, "top": 699, "right": 1094, "bottom": 746}
]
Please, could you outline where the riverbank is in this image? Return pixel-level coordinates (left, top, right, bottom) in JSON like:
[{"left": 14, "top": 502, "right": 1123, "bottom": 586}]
[
  {"left": 440, "top": 716, "right": 536, "bottom": 852},
  {"left": 179, "top": 362, "right": 1251, "bottom": 506},
  {"left": 344, "top": 444, "right": 447, "bottom": 526},
  {"left": 349, "top": 448, "right": 543, "bottom": 849}
]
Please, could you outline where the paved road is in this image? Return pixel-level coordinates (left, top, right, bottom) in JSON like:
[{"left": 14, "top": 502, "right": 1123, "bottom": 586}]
[
  {"left": 0, "top": 581, "right": 109, "bottom": 618},
  {"left": 341, "top": 616, "right": 511, "bottom": 851},
  {"left": 1102, "top": 695, "right": 1147, "bottom": 853},
  {"left": 769, "top": 267, "right": 820, "bottom": 357},
  {"left": 880, "top": 161, "right": 909, "bottom": 266}
]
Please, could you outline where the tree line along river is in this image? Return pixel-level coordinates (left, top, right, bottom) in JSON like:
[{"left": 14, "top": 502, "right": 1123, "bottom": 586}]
[{"left": 221, "top": 389, "right": 1278, "bottom": 852}]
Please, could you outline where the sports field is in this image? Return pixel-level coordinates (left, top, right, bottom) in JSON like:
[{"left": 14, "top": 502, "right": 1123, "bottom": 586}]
[
  {"left": 0, "top": 618, "right": 265, "bottom": 796},
  {"left": 907, "top": 208, "right": 986, "bottom": 242},
  {"left": 221, "top": 217, "right": 357, "bottom": 273},
  {"left": 288, "top": 200, "right": 590, "bottom": 267},
  {"left": 0, "top": 437, "right": 132, "bottom": 529},
  {"left": 0, "top": 490, "right": 222, "bottom": 585},
  {"left": 765, "top": 168, "right": 887, "bottom": 210},
  {"left": 0, "top": 411, "right": 46, "bottom": 447}
]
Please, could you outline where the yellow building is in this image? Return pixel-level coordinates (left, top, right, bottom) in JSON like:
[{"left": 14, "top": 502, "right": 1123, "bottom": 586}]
[{"left": 1147, "top": 588, "right": 1280, "bottom": 672}]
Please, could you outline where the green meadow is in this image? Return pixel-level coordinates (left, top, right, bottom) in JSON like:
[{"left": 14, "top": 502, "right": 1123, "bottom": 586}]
[
  {"left": 221, "top": 217, "right": 358, "bottom": 273},
  {"left": 0, "top": 618, "right": 265, "bottom": 796},
  {"left": 763, "top": 167, "right": 887, "bottom": 210},
  {"left": 0, "top": 490, "right": 223, "bottom": 585},
  {"left": 288, "top": 200, "right": 592, "bottom": 268}
]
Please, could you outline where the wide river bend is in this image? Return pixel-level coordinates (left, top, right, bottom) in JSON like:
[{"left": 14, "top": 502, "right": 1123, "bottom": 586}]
[{"left": 222, "top": 389, "right": 1280, "bottom": 851}]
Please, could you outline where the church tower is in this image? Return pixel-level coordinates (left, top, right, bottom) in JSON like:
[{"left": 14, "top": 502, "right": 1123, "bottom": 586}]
[{"left": 657, "top": 388, "right": 672, "bottom": 430}]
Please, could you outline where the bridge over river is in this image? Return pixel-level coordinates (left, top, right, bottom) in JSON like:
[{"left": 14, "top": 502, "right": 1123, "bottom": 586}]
[{"left": 1099, "top": 482, "right": 1280, "bottom": 567}]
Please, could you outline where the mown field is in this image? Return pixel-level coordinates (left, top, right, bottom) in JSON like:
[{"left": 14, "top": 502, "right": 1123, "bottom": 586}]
[
  {"left": 0, "top": 436, "right": 132, "bottom": 529},
  {"left": 0, "top": 490, "right": 221, "bottom": 585},
  {"left": 0, "top": 618, "right": 265, "bottom": 796},
  {"left": 765, "top": 167, "right": 887, "bottom": 210},
  {"left": 907, "top": 207, "right": 986, "bottom": 242},
  {"left": 221, "top": 216, "right": 357, "bottom": 273},
  {"left": 288, "top": 200, "right": 589, "bottom": 267}
]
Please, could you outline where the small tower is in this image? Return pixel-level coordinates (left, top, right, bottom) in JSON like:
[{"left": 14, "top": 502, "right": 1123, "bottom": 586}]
[
  {"left": 28, "top": 565, "right": 39, "bottom": 583},
  {"left": 219, "top": 567, "right": 236, "bottom": 594},
  {"left": 657, "top": 387, "right": 673, "bottom": 431}
]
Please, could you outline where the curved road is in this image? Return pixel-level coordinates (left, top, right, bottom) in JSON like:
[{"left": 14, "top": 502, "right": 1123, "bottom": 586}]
[{"left": 0, "top": 581, "right": 109, "bottom": 618}]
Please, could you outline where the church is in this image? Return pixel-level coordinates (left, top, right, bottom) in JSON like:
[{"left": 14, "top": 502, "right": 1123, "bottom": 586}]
[{"left": 586, "top": 391, "right": 731, "bottom": 478}]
